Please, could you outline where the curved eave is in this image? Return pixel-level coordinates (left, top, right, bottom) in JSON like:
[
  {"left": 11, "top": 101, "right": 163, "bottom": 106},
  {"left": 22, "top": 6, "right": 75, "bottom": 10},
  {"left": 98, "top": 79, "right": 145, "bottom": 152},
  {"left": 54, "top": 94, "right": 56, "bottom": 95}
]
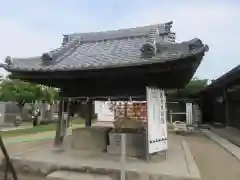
[
  {"left": 0, "top": 63, "right": 6, "bottom": 68},
  {"left": 6, "top": 51, "right": 205, "bottom": 92},
  {"left": 4, "top": 45, "right": 208, "bottom": 73}
]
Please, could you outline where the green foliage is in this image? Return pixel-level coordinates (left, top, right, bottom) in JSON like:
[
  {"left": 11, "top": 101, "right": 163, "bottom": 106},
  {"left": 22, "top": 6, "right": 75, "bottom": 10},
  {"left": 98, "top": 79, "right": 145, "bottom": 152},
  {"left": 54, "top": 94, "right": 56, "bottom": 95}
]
[
  {"left": 0, "top": 77, "right": 58, "bottom": 105},
  {"left": 167, "top": 77, "right": 208, "bottom": 98},
  {"left": 178, "top": 78, "right": 208, "bottom": 95},
  {"left": 42, "top": 86, "right": 59, "bottom": 104}
]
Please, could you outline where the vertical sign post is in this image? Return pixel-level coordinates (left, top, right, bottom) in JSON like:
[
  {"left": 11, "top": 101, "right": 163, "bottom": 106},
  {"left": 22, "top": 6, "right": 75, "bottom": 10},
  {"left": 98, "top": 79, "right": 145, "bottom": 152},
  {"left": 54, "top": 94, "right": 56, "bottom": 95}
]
[
  {"left": 186, "top": 103, "right": 193, "bottom": 125},
  {"left": 120, "top": 133, "right": 126, "bottom": 180},
  {"left": 146, "top": 87, "right": 168, "bottom": 155}
]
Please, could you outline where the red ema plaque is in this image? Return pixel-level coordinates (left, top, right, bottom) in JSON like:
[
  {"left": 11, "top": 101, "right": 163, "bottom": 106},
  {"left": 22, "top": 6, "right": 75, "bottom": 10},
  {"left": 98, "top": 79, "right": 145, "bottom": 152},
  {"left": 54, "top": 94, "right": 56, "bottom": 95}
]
[{"left": 113, "top": 102, "right": 147, "bottom": 122}]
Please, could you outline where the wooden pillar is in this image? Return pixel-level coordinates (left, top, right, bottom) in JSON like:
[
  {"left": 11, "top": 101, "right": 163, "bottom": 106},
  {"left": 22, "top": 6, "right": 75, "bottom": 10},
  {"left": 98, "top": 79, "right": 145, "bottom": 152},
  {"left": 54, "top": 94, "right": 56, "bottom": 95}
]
[
  {"left": 54, "top": 99, "right": 64, "bottom": 146},
  {"left": 67, "top": 98, "right": 71, "bottom": 128},
  {"left": 85, "top": 100, "right": 92, "bottom": 127},
  {"left": 223, "top": 88, "right": 230, "bottom": 127}
]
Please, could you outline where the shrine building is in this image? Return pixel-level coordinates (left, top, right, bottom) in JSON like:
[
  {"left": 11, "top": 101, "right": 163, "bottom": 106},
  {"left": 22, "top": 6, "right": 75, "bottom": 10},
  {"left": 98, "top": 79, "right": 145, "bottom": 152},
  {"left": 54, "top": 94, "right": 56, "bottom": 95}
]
[{"left": 0, "top": 21, "right": 209, "bottom": 145}]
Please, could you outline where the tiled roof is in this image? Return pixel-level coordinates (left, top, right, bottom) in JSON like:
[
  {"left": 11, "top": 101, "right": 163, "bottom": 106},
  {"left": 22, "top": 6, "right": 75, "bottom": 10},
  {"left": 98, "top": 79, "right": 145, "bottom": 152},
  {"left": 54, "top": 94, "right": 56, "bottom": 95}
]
[
  {"left": 200, "top": 64, "right": 240, "bottom": 94},
  {"left": 2, "top": 22, "right": 208, "bottom": 72}
]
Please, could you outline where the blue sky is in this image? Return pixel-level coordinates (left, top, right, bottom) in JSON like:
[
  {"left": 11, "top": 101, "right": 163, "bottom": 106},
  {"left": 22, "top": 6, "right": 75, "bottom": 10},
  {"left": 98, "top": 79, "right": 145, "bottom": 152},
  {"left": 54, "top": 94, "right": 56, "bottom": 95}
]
[{"left": 0, "top": 0, "right": 240, "bottom": 80}]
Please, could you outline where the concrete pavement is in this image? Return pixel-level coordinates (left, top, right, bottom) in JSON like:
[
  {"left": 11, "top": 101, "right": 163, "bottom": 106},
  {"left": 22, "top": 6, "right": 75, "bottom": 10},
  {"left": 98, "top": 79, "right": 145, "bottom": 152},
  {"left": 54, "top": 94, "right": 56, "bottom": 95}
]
[
  {"left": 10, "top": 133, "right": 201, "bottom": 180},
  {"left": 201, "top": 129, "right": 240, "bottom": 162},
  {"left": 210, "top": 126, "right": 240, "bottom": 147},
  {"left": 183, "top": 132, "right": 240, "bottom": 180}
]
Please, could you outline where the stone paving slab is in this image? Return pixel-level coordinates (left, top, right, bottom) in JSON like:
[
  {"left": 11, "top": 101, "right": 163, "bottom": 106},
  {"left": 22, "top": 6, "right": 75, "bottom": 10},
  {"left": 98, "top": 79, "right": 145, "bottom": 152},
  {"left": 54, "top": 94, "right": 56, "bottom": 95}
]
[
  {"left": 210, "top": 126, "right": 240, "bottom": 147},
  {"left": 9, "top": 134, "right": 200, "bottom": 180},
  {"left": 181, "top": 140, "right": 200, "bottom": 179},
  {"left": 201, "top": 129, "right": 240, "bottom": 161},
  {"left": 47, "top": 170, "right": 112, "bottom": 180},
  {"left": 183, "top": 131, "right": 240, "bottom": 180}
]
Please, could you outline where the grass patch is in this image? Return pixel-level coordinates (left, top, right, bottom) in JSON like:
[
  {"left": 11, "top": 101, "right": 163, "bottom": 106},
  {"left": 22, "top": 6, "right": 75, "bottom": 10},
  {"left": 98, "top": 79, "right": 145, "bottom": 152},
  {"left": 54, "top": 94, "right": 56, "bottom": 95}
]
[
  {"left": 0, "top": 118, "right": 86, "bottom": 138},
  {"left": 0, "top": 124, "right": 56, "bottom": 138}
]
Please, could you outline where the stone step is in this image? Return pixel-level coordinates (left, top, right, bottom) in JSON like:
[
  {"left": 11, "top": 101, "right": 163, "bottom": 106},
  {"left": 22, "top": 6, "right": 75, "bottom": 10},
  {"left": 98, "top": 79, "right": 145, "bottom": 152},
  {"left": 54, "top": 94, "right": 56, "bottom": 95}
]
[{"left": 46, "top": 170, "right": 111, "bottom": 180}]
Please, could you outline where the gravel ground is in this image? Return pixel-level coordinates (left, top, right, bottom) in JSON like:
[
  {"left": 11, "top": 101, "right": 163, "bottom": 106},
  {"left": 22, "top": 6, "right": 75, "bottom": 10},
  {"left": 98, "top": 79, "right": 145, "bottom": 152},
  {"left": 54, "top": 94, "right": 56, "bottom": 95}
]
[
  {"left": 0, "top": 139, "right": 53, "bottom": 180},
  {"left": 1, "top": 173, "right": 47, "bottom": 180},
  {"left": 1, "top": 139, "right": 53, "bottom": 160},
  {"left": 182, "top": 132, "right": 240, "bottom": 180},
  {"left": 2, "top": 133, "right": 240, "bottom": 180}
]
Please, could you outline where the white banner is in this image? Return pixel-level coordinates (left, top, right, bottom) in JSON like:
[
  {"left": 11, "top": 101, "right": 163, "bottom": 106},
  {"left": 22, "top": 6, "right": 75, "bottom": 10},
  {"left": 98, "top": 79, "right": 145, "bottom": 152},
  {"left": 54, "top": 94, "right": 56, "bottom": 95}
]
[{"left": 147, "top": 87, "right": 168, "bottom": 154}]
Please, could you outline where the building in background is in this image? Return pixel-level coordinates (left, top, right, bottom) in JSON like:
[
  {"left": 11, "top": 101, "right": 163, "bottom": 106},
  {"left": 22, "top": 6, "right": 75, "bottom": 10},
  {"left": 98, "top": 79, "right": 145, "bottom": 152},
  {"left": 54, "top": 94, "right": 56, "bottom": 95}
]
[{"left": 198, "top": 64, "right": 240, "bottom": 130}]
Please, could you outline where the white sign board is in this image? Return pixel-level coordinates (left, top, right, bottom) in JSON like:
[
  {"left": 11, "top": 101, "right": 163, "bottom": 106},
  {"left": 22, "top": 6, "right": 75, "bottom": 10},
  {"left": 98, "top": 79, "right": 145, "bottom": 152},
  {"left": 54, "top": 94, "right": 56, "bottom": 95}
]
[
  {"left": 147, "top": 87, "right": 168, "bottom": 154},
  {"left": 186, "top": 103, "right": 193, "bottom": 125}
]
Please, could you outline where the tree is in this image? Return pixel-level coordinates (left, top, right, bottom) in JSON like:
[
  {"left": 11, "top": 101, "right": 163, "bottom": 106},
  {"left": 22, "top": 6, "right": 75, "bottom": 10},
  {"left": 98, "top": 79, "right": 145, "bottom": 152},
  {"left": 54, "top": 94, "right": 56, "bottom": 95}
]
[
  {"left": 41, "top": 86, "right": 59, "bottom": 104},
  {"left": 0, "top": 78, "right": 58, "bottom": 108},
  {"left": 167, "top": 77, "right": 208, "bottom": 99}
]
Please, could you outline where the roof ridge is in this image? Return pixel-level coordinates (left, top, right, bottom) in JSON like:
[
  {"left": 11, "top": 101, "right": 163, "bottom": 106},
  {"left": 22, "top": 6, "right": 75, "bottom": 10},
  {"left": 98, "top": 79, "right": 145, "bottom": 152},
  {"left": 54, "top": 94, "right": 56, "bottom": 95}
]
[
  {"left": 41, "top": 39, "right": 81, "bottom": 63},
  {"left": 64, "top": 22, "right": 174, "bottom": 43},
  {"left": 67, "top": 21, "right": 172, "bottom": 36}
]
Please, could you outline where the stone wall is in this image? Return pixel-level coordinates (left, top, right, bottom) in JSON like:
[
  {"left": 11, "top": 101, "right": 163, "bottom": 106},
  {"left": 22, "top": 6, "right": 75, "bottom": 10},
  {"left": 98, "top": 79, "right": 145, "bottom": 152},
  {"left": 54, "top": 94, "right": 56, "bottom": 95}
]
[
  {"left": 107, "top": 131, "right": 145, "bottom": 157},
  {"left": 71, "top": 127, "right": 112, "bottom": 152},
  {"left": 4, "top": 102, "right": 23, "bottom": 123},
  {"left": 0, "top": 101, "right": 57, "bottom": 123}
]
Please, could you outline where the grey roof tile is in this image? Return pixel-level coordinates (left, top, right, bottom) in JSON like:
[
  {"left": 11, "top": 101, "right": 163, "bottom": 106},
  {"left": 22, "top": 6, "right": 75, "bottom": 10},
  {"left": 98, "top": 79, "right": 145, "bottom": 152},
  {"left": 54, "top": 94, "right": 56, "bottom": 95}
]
[{"left": 3, "top": 22, "right": 208, "bottom": 72}]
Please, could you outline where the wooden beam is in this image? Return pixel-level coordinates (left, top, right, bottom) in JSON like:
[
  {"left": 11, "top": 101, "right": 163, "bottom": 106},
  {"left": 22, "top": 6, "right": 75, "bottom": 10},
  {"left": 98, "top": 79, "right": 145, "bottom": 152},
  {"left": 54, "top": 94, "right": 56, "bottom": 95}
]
[{"left": 61, "top": 95, "right": 146, "bottom": 101}]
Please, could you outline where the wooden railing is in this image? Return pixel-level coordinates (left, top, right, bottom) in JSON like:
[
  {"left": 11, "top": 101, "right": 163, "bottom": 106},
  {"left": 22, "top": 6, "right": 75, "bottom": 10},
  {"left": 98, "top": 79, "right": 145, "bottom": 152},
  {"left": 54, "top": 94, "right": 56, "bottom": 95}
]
[{"left": 0, "top": 137, "right": 18, "bottom": 180}]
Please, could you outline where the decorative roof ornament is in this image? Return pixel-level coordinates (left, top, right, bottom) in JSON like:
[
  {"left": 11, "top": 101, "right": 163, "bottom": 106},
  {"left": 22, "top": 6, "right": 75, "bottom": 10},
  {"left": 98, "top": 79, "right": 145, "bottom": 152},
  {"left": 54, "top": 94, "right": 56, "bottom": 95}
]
[
  {"left": 62, "top": 35, "right": 70, "bottom": 45},
  {"left": 205, "top": 45, "right": 209, "bottom": 52},
  {"left": 164, "top": 21, "right": 173, "bottom": 33},
  {"left": 41, "top": 52, "right": 53, "bottom": 61},
  {"left": 188, "top": 39, "right": 209, "bottom": 53},
  {"left": 41, "top": 38, "right": 81, "bottom": 63},
  {"left": 140, "top": 28, "right": 159, "bottom": 58},
  {"left": 5, "top": 56, "right": 13, "bottom": 65}
]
